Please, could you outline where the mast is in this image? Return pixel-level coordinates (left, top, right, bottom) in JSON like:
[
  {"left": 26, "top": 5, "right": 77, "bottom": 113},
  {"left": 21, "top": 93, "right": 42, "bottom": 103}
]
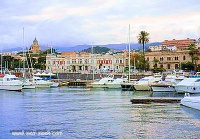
[
  {"left": 128, "top": 25, "right": 131, "bottom": 82},
  {"left": 92, "top": 44, "right": 94, "bottom": 81},
  {"left": 1, "top": 38, "right": 3, "bottom": 74},
  {"left": 22, "top": 27, "right": 25, "bottom": 79}
]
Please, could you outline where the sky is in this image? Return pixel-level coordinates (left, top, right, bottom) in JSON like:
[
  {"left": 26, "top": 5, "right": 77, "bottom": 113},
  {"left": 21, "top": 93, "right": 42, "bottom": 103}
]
[{"left": 0, "top": 0, "right": 200, "bottom": 49}]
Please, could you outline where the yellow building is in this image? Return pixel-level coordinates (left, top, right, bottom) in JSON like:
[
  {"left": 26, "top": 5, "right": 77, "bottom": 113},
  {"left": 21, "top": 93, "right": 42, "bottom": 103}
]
[
  {"left": 30, "top": 37, "right": 41, "bottom": 54},
  {"left": 145, "top": 50, "right": 191, "bottom": 70}
]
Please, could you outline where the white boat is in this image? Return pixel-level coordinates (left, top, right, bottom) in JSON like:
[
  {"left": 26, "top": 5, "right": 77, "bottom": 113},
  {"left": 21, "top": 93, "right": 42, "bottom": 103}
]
[
  {"left": 22, "top": 79, "right": 36, "bottom": 89},
  {"left": 134, "top": 75, "right": 162, "bottom": 91},
  {"left": 175, "top": 77, "right": 200, "bottom": 93},
  {"left": 91, "top": 74, "right": 114, "bottom": 88},
  {"left": 106, "top": 77, "right": 127, "bottom": 89},
  {"left": 50, "top": 82, "right": 59, "bottom": 88},
  {"left": 151, "top": 73, "right": 185, "bottom": 92},
  {"left": 0, "top": 74, "right": 23, "bottom": 91},
  {"left": 33, "top": 76, "right": 53, "bottom": 88},
  {"left": 181, "top": 93, "right": 200, "bottom": 110},
  {"left": 121, "top": 79, "right": 137, "bottom": 91}
]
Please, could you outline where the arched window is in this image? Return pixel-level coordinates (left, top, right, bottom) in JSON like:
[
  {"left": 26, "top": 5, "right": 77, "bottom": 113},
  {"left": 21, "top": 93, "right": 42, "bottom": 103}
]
[
  {"left": 183, "top": 56, "right": 186, "bottom": 60},
  {"left": 167, "top": 64, "right": 170, "bottom": 69},
  {"left": 175, "top": 64, "right": 179, "bottom": 69}
]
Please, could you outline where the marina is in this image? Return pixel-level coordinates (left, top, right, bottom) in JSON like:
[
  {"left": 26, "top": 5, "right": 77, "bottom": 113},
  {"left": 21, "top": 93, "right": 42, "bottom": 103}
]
[{"left": 0, "top": 88, "right": 200, "bottom": 138}]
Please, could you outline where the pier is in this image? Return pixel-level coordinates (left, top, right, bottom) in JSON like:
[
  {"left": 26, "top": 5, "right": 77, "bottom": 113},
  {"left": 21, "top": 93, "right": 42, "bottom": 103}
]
[
  {"left": 67, "top": 80, "right": 92, "bottom": 88},
  {"left": 130, "top": 97, "right": 181, "bottom": 104}
]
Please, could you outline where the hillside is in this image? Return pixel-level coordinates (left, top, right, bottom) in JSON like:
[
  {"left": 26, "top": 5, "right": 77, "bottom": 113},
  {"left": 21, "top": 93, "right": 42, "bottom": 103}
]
[
  {"left": 3, "top": 42, "right": 162, "bottom": 52},
  {"left": 82, "top": 46, "right": 110, "bottom": 54}
]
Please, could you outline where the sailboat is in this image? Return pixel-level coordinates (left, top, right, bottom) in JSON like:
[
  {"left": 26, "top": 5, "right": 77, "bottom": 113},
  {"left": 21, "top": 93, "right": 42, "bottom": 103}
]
[
  {"left": 21, "top": 28, "right": 36, "bottom": 89},
  {"left": 121, "top": 25, "right": 137, "bottom": 91}
]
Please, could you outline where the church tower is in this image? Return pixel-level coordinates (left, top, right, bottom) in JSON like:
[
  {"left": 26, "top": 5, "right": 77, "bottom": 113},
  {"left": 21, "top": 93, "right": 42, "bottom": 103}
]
[{"left": 30, "top": 37, "right": 41, "bottom": 54}]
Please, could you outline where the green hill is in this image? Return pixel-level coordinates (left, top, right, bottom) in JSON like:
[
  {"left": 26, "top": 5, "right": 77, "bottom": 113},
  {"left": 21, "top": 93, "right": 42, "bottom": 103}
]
[{"left": 82, "top": 46, "right": 110, "bottom": 54}]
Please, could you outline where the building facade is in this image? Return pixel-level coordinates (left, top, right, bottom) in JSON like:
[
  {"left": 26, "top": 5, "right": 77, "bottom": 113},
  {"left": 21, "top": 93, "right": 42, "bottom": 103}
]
[
  {"left": 30, "top": 37, "right": 41, "bottom": 54},
  {"left": 145, "top": 50, "right": 191, "bottom": 70},
  {"left": 46, "top": 52, "right": 128, "bottom": 73},
  {"left": 162, "top": 38, "right": 196, "bottom": 50}
]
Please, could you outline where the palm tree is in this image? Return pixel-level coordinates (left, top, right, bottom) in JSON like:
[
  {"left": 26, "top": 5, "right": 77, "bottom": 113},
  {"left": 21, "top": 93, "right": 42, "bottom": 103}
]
[
  {"left": 188, "top": 43, "right": 198, "bottom": 63},
  {"left": 193, "top": 56, "right": 199, "bottom": 71},
  {"left": 138, "top": 31, "right": 150, "bottom": 70}
]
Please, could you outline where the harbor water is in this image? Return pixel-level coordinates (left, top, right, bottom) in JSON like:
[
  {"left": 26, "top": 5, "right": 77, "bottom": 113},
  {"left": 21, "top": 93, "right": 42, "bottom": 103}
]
[{"left": 0, "top": 88, "right": 200, "bottom": 139}]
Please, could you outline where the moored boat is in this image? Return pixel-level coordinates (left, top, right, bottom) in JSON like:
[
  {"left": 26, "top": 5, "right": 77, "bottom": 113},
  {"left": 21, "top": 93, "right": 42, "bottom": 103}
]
[
  {"left": 175, "top": 78, "right": 200, "bottom": 93},
  {"left": 91, "top": 74, "right": 114, "bottom": 88},
  {"left": 0, "top": 74, "right": 22, "bottom": 91},
  {"left": 181, "top": 93, "right": 200, "bottom": 110},
  {"left": 134, "top": 74, "right": 162, "bottom": 91},
  {"left": 33, "top": 76, "right": 53, "bottom": 88}
]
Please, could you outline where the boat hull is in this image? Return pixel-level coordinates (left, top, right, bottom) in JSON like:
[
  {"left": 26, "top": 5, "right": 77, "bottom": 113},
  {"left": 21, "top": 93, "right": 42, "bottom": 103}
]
[
  {"left": 175, "top": 85, "right": 200, "bottom": 94},
  {"left": 121, "top": 83, "right": 135, "bottom": 91},
  {"left": 0, "top": 85, "right": 22, "bottom": 91},
  {"left": 134, "top": 84, "right": 151, "bottom": 91},
  {"left": 151, "top": 85, "right": 175, "bottom": 92},
  {"left": 181, "top": 96, "right": 200, "bottom": 110},
  {"left": 106, "top": 84, "right": 121, "bottom": 89}
]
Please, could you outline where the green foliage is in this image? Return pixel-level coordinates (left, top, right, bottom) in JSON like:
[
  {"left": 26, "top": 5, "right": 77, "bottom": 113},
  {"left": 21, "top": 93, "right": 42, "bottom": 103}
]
[
  {"left": 130, "top": 53, "right": 150, "bottom": 71},
  {"left": 188, "top": 43, "right": 198, "bottom": 63},
  {"left": 181, "top": 62, "right": 195, "bottom": 71},
  {"left": 82, "top": 46, "right": 110, "bottom": 54},
  {"left": 137, "top": 31, "right": 150, "bottom": 70}
]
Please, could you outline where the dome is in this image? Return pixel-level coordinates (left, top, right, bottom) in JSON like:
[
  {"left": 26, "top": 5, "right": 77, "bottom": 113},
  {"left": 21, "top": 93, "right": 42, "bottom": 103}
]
[{"left": 33, "top": 37, "right": 38, "bottom": 43}]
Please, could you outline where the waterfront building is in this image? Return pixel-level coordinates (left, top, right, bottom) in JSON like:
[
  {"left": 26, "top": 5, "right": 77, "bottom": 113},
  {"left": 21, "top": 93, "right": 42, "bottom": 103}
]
[
  {"left": 46, "top": 51, "right": 127, "bottom": 73},
  {"left": 145, "top": 50, "right": 191, "bottom": 70},
  {"left": 149, "top": 45, "right": 177, "bottom": 52},
  {"left": 30, "top": 37, "right": 41, "bottom": 54},
  {"left": 162, "top": 38, "right": 196, "bottom": 50}
]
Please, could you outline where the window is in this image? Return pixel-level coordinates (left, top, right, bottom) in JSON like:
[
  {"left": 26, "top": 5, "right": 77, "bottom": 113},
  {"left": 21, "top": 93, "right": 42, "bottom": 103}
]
[
  {"left": 167, "top": 57, "right": 171, "bottom": 61},
  {"left": 167, "top": 64, "right": 170, "bottom": 69},
  {"left": 175, "top": 57, "right": 179, "bottom": 60},
  {"left": 183, "top": 56, "right": 186, "bottom": 60},
  {"left": 175, "top": 64, "right": 179, "bottom": 69}
]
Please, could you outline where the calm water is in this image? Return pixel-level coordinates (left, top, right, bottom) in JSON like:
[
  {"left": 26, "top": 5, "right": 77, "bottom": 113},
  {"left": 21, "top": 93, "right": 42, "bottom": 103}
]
[{"left": 0, "top": 88, "right": 200, "bottom": 139}]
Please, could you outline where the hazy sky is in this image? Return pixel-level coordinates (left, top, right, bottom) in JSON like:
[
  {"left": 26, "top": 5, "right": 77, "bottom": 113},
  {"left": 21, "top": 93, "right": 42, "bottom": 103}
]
[{"left": 0, "top": 0, "right": 200, "bottom": 49}]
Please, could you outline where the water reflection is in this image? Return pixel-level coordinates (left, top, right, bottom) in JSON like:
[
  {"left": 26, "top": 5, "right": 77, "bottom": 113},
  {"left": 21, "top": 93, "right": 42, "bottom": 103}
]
[{"left": 0, "top": 88, "right": 200, "bottom": 138}]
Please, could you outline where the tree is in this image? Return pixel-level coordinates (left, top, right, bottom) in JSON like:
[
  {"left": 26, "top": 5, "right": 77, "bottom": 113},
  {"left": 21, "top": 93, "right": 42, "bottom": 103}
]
[
  {"left": 130, "top": 53, "right": 150, "bottom": 71},
  {"left": 181, "top": 62, "right": 194, "bottom": 71},
  {"left": 193, "top": 56, "right": 199, "bottom": 71},
  {"left": 153, "top": 58, "right": 159, "bottom": 69},
  {"left": 188, "top": 43, "right": 198, "bottom": 63},
  {"left": 138, "top": 31, "right": 150, "bottom": 70}
]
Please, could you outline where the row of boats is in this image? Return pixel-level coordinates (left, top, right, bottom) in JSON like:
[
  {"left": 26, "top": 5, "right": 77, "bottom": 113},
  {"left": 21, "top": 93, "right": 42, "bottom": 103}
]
[
  {"left": 91, "top": 72, "right": 200, "bottom": 94},
  {"left": 90, "top": 72, "right": 200, "bottom": 110},
  {"left": 0, "top": 74, "right": 59, "bottom": 91}
]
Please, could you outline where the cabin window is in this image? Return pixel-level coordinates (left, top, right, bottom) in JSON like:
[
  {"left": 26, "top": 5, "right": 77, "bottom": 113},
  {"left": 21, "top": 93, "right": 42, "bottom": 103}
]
[{"left": 183, "top": 56, "right": 186, "bottom": 60}]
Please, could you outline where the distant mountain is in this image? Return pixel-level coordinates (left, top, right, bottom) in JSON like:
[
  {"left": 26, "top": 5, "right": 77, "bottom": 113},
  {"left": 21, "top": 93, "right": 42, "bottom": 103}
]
[
  {"left": 58, "top": 42, "right": 162, "bottom": 52},
  {"left": 3, "top": 42, "right": 162, "bottom": 53},
  {"left": 82, "top": 46, "right": 110, "bottom": 54}
]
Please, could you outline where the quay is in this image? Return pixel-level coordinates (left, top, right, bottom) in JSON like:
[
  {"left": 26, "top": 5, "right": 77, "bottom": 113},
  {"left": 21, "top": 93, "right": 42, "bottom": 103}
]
[
  {"left": 130, "top": 97, "right": 181, "bottom": 104},
  {"left": 67, "top": 80, "right": 92, "bottom": 88}
]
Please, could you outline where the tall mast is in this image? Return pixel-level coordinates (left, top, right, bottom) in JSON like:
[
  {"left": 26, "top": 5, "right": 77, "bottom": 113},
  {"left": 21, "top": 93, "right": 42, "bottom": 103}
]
[
  {"left": 128, "top": 25, "right": 131, "bottom": 82},
  {"left": 92, "top": 44, "right": 94, "bottom": 81},
  {"left": 22, "top": 27, "right": 25, "bottom": 78},
  {"left": 1, "top": 38, "right": 3, "bottom": 74}
]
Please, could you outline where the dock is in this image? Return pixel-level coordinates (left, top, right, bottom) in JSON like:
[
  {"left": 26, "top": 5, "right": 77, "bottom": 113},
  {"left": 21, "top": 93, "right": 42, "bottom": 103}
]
[
  {"left": 67, "top": 80, "right": 92, "bottom": 88},
  {"left": 130, "top": 97, "right": 181, "bottom": 104}
]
